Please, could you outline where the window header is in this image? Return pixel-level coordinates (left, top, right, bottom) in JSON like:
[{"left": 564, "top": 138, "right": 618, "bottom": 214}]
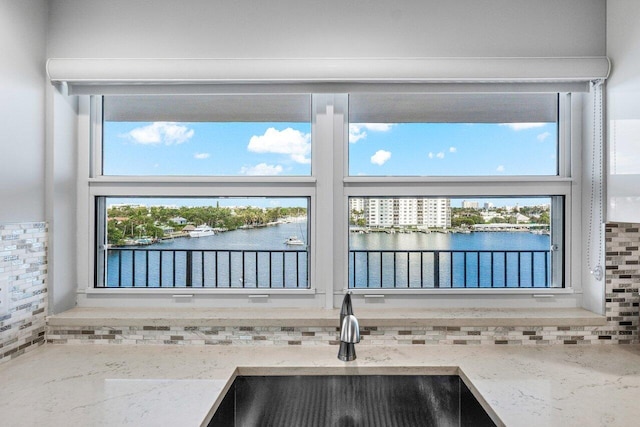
[{"left": 47, "top": 57, "right": 610, "bottom": 95}]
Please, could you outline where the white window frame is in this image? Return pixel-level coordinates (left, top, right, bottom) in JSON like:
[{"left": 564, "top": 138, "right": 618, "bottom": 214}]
[
  {"left": 340, "top": 93, "right": 578, "bottom": 303},
  {"left": 79, "top": 95, "right": 329, "bottom": 308},
  {"left": 76, "top": 92, "right": 582, "bottom": 309}
]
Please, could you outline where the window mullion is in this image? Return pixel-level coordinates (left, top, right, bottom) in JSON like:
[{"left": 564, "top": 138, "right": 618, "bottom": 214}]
[{"left": 312, "top": 94, "right": 348, "bottom": 308}]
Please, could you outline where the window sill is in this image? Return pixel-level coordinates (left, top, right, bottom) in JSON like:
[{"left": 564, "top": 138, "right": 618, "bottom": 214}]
[
  {"left": 88, "top": 176, "right": 317, "bottom": 185},
  {"left": 348, "top": 288, "right": 574, "bottom": 296},
  {"left": 49, "top": 306, "right": 606, "bottom": 328},
  {"left": 81, "top": 288, "right": 316, "bottom": 296}
]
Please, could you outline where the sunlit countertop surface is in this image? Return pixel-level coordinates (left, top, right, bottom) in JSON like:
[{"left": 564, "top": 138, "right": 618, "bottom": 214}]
[{"left": 1, "top": 343, "right": 639, "bottom": 426}]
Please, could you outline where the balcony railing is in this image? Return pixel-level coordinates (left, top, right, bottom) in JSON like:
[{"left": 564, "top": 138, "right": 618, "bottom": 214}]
[
  {"left": 349, "top": 249, "right": 553, "bottom": 288},
  {"left": 104, "top": 248, "right": 308, "bottom": 288},
  {"left": 104, "top": 248, "right": 553, "bottom": 289}
]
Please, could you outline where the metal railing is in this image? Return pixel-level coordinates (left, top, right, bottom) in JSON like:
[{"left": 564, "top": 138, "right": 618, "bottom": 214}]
[
  {"left": 104, "top": 248, "right": 309, "bottom": 288},
  {"left": 349, "top": 249, "right": 552, "bottom": 288},
  {"left": 104, "top": 248, "right": 552, "bottom": 289}
]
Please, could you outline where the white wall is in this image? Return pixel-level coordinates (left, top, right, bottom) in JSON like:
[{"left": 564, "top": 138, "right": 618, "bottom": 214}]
[
  {"left": 45, "top": 85, "right": 78, "bottom": 313},
  {"left": 606, "top": 1, "right": 640, "bottom": 222},
  {"left": 0, "top": 0, "right": 47, "bottom": 222},
  {"left": 46, "top": 0, "right": 607, "bottom": 310},
  {"left": 48, "top": 0, "right": 605, "bottom": 59}
]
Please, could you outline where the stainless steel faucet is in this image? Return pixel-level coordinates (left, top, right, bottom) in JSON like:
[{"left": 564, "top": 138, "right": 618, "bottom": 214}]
[{"left": 338, "top": 292, "right": 360, "bottom": 361}]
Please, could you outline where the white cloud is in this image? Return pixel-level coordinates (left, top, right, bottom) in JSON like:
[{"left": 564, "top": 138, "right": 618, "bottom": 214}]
[
  {"left": 349, "top": 123, "right": 394, "bottom": 143},
  {"left": 500, "top": 123, "right": 547, "bottom": 131},
  {"left": 496, "top": 165, "right": 505, "bottom": 172},
  {"left": 349, "top": 127, "right": 367, "bottom": 143},
  {"left": 239, "top": 163, "right": 284, "bottom": 176},
  {"left": 248, "top": 127, "right": 311, "bottom": 164},
  {"left": 194, "top": 152, "right": 210, "bottom": 159},
  {"left": 537, "top": 131, "right": 552, "bottom": 142},
  {"left": 128, "top": 122, "right": 194, "bottom": 145},
  {"left": 449, "top": 146, "right": 457, "bottom": 153},
  {"left": 362, "top": 123, "right": 394, "bottom": 132},
  {"left": 429, "top": 151, "right": 446, "bottom": 159},
  {"left": 371, "top": 150, "right": 391, "bottom": 166}
]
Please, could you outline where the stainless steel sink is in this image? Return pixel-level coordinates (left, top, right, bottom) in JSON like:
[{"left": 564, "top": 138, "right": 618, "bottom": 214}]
[{"left": 208, "top": 374, "right": 497, "bottom": 426}]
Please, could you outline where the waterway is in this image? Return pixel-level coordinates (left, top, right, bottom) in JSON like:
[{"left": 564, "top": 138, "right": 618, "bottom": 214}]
[{"left": 106, "top": 221, "right": 552, "bottom": 288}]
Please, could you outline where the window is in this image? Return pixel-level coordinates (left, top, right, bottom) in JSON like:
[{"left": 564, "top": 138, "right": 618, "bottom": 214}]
[
  {"left": 348, "top": 93, "right": 558, "bottom": 176},
  {"left": 91, "top": 94, "right": 314, "bottom": 292},
  {"left": 88, "top": 91, "right": 573, "bottom": 299},
  {"left": 349, "top": 196, "right": 562, "bottom": 289},
  {"left": 345, "top": 93, "right": 568, "bottom": 289},
  {"left": 100, "top": 196, "right": 309, "bottom": 289},
  {"left": 102, "top": 95, "right": 311, "bottom": 176}
]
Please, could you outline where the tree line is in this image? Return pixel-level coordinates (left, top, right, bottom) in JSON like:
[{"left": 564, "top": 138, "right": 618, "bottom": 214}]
[{"left": 107, "top": 204, "right": 307, "bottom": 245}]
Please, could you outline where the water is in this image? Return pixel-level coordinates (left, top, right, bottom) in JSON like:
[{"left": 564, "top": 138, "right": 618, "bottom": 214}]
[
  {"left": 106, "top": 222, "right": 552, "bottom": 288},
  {"left": 350, "top": 231, "right": 551, "bottom": 288},
  {"left": 107, "top": 221, "right": 309, "bottom": 288}
]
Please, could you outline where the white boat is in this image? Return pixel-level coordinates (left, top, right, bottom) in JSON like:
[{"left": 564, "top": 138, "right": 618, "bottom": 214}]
[
  {"left": 189, "top": 224, "right": 216, "bottom": 238},
  {"left": 135, "top": 237, "right": 154, "bottom": 245},
  {"left": 284, "top": 236, "right": 305, "bottom": 245}
]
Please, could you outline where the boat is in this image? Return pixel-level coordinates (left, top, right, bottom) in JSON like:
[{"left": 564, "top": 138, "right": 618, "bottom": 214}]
[
  {"left": 284, "top": 236, "right": 305, "bottom": 245},
  {"left": 530, "top": 229, "right": 550, "bottom": 235},
  {"left": 189, "top": 224, "right": 216, "bottom": 238}
]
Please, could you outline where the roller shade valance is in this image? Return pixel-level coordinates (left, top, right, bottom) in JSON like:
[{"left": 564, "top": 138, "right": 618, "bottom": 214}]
[
  {"left": 349, "top": 93, "right": 557, "bottom": 124},
  {"left": 102, "top": 93, "right": 556, "bottom": 124},
  {"left": 47, "top": 57, "right": 610, "bottom": 95},
  {"left": 104, "top": 94, "right": 311, "bottom": 122}
]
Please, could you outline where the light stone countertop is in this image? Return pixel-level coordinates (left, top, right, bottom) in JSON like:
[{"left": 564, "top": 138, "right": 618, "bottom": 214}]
[
  {"left": 48, "top": 306, "right": 607, "bottom": 327},
  {"left": 1, "top": 344, "right": 639, "bottom": 426}
]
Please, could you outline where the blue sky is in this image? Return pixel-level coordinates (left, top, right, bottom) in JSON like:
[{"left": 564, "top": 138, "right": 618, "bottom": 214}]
[
  {"left": 348, "top": 122, "right": 556, "bottom": 176},
  {"left": 104, "top": 120, "right": 556, "bottom": 208},
  {"left": 103, "top": 121, "right": 312, "bottom": 176}
]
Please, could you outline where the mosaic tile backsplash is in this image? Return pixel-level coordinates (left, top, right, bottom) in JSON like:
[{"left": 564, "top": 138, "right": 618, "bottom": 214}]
[
  {"left": 0, "top": 222, "right": 47, "bottom": 364},
  {"left": 44, "top": 324, "right": 636, "bottom": 346},
  {"left": 604, "top": 222, "right": 640, "bottom": 342},
  {"left": 47, "top": 222, "right": 639, "bottom": 346}
]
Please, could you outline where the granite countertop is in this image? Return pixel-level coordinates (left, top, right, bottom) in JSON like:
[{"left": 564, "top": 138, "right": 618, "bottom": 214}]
[{"left": 1, "top": 344, "right": 639, "bottom": 426}]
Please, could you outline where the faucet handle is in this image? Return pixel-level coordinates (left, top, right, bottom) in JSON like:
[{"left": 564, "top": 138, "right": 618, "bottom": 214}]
[{"left": 340, "top": 314, "right": 361, "bottom": 344}]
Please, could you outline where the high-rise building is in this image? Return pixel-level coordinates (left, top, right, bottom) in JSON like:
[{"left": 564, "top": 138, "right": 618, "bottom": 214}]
[
  {"left": 462, "top": 200, "right": 479, "bottom": 209},
  {"left": 349, "top": 198, "right": 451, "bottom": 228}
]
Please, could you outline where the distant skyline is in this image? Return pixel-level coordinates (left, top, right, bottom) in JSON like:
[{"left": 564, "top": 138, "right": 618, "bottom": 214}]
[
  {"left": 106, "top": 196, "right": 551, "bottom": 210},
  {"left": 106, "top": 197, "right": 309, "bottom": 209}
]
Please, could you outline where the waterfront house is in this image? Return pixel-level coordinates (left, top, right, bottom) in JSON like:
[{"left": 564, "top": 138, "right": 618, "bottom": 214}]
[{"left": 169, "top": 216, "right": 188, "bottom": 225}]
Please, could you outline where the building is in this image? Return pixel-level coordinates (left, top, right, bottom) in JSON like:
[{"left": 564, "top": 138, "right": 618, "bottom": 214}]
[
  {"left": 462, "top": 200, "right": 479, "bottom": 209},
  {"left": 350, "top": 197, "right": 451, "bottom": 228},
  {"left": 169, "top": 216, "right": 188, "bottom": 225}
]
